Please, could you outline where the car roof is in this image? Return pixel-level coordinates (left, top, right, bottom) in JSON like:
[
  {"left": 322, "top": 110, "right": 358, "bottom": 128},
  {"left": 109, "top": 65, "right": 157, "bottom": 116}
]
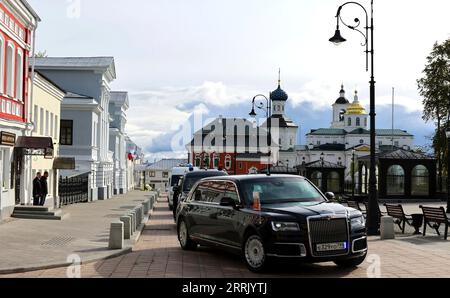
[{"left": 202, "top": 174, "right": 306, "bottom": 182}]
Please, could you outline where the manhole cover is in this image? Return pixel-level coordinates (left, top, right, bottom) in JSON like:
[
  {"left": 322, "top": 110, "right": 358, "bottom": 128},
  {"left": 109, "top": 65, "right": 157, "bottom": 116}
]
[{"left": 41, "top": 236, "right": 76, "bottom": 247}]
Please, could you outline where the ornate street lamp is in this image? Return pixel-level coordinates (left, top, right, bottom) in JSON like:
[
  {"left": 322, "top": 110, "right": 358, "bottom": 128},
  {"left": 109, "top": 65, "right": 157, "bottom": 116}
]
[
  {"left": 329, "top": 0, "right": 380, "bottom": 235},
  {"left": 446, "top": 128, "right": 450, "bottom": 213},
  {"left": 250, "top": 95, "right": 272, "bottom": 176}
]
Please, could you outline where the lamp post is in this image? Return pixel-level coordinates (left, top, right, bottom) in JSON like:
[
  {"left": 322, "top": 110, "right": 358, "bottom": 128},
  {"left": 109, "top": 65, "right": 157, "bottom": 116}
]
[
  {"left": 329, "top": 0, "right": 379, "bottom": 235},
  {"left": 286, "top": 160, "right": 289, "bottom": 174},
  {"left": 250, "top": 94, "right": 272, "bottom": 176},
  {"left": 446, "top": 128, "right": 450, "bottom": 213}
]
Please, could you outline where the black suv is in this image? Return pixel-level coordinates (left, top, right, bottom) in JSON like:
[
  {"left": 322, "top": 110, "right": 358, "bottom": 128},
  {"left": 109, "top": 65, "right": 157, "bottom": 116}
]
[
  {"left": 172, "top": 170, "right": 228, "bottom": 220},
  {"left": 176, "top": 175, "right": 367, "bottom": 272}
]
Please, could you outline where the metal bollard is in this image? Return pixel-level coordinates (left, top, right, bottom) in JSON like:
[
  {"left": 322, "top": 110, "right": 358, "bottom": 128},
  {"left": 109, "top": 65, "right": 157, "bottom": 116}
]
[{"left": 109, "top": 221, "right": 124, "bottom": 249}]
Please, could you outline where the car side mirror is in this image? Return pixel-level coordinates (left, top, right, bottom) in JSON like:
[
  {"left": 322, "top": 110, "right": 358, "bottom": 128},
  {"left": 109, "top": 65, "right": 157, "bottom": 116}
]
[
  {"left": 325, "top": 192, "right": 336, "bottom": 201},
  {"left": 220, "top": 197, "right": 237, "bottom": 209}
]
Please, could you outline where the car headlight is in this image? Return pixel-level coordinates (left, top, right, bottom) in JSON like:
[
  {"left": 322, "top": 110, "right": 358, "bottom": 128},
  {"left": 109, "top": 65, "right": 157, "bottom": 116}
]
[
  {"left": 271, "top": 222, "right": 300, "bottom": 232},
  {"left": 351, "top": 216, "right": 366, "bottom": 228}
]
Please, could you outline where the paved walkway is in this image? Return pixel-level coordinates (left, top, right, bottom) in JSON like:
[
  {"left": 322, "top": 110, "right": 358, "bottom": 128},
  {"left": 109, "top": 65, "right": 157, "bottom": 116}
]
[
  {"left": 3, "top": 197, "right": 450, "bottom": 278},
  {"left": 0, "top": 190, "right": 154, "bottom": 273}
]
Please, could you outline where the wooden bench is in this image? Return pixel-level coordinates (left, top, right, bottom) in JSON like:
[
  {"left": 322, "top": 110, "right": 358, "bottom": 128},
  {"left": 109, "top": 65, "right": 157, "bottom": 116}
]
[
  {"left": 384, "top": 204, "right": 413, "bottom": 234},
  {"left": 420, "top": 206, "right": 450, "bottom": 240}
]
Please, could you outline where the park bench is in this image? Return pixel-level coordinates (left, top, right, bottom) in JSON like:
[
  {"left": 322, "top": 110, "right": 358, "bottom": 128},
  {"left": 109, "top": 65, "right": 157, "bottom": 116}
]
[
  {"left": 420, "top": 206, "right": 450, "bottom": 240},
  {"left": 384, "top": 204, "right": 413, "bottom": 234}
]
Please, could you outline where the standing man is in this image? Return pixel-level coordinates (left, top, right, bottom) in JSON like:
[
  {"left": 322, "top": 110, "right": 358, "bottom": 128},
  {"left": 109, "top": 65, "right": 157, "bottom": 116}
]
[
  {"left": 40, "top": 172, "right": 49, "bottom": 206},
  {"left": 33, "top": 172, "right": 42, "bottom": 206}
]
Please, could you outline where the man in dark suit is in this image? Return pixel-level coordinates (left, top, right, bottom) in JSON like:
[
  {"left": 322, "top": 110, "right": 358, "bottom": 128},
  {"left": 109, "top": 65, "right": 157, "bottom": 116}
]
[
  {"left": 39, "top": 171, "right": 49, "bottom": 206},
  {"left": 33, "top": 172, "right": 42, "bottom": 206}
]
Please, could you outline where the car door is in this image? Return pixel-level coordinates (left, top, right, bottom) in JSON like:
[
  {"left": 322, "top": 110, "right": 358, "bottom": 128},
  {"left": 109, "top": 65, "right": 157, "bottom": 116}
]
[
  {"left": 213, "top": 181, "right": 243, "bottom": 248},
  {"left": 186, "top": 181, "right": 218, "bottom": 241}
]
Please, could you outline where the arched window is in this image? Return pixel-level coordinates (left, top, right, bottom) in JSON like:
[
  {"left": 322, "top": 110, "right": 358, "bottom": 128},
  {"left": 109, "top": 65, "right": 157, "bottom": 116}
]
[
  {"left": 411, "top": 165, "right": 429, "bottom": 196},
  {"left": 348, "top": 117, "right": 352, "bottom": 126},
  {"left": 225, "top": 155, "right": 232, "bottom": 170},
  {"left": 213, "top": 154, "right": 220, "bottom": 168},
  {"left": 15, "top": 49, "right": 23, "bottom": 101},
  {"left": 364, "top": 118, "right": 367, "bottom": 127},
  {"left": 203, "top": 155, "right": 210, "bottom": 169},
  {"left": 361, "top": 165, "right": 367, "bottom": 194},
  {"left": 327, "top": 172, "right": 340, "bottom": 193},
  {"left": 387, "top": 165, "right": 405, "bottom": 195},
  {"left": 6, "top": 43, "right": 14, "bottom": 97},
  {"left": 356, "top": 117, "right": 361, "bottom": 126},
  {"left": 0, "top": 36, "right": 4, "bottom": 94},
  {"left": 311, "top": 171, "right": 323, "bottom": 190},
  {"left": 339, "top": 110, "right": 346, "bottom": 122}
]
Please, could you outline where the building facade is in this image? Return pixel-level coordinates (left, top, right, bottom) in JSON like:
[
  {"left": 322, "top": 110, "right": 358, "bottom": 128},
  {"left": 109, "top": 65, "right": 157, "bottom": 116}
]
[
  {"left": 34, "top": 57, "right": 116, "bottom": 201},
  {"left": 0, "top": 0, "right": 39, "bottom": 219},
  {"left": 29, "top": 70, "right": 65, "bottom": 208},
  {"left": 109, "top": 91, "right": 129, "bottom": 195}
]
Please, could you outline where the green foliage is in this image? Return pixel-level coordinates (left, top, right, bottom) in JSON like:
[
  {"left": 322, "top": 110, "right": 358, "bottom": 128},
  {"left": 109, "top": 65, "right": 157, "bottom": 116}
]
[
  {"left": 417, "top": 39, "right": 450, "bottom": 179},
  {"left": 35, "top": 50, "right": 48, "bottom": 58}
]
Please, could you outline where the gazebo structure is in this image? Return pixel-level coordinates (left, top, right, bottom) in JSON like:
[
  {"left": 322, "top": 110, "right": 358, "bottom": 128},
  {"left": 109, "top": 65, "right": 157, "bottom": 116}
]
[
  {"left": 358, "top": 149, "right": 437, "bottom": 200},
  {"left": 297, "top": 160, "right": 346, "bottom": 194}
]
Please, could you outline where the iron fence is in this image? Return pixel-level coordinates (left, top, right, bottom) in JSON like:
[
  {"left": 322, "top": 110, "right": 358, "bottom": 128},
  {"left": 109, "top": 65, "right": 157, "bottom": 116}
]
[{"left": 59, "top": 174, "right": 89, "bottom": 207}]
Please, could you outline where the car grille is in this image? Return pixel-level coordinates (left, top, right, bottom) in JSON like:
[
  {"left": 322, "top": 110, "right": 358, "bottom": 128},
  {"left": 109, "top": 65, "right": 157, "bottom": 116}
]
[{"left": 308, "top": 217, "right": 350, "bottom": 257}]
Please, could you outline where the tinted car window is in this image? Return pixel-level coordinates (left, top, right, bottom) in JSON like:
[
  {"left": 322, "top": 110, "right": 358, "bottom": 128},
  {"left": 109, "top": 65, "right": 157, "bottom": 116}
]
[
  {"left": 171, "top": 175, "right": 183, "bottom": 187},
  {"left": 241, "top": 177, "right": 325, "bottom": 204},
  {"left": 224, "top": 182, "right": 240, "bottom": 204},
  {"left": 182, "top": 172, "right": 227, "bottom": 192}
]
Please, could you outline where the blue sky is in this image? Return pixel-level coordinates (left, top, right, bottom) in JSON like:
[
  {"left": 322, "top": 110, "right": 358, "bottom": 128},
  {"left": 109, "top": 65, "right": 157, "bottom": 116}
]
[{"left": 28, "top": 0, "right": 449, "bottom": 160}]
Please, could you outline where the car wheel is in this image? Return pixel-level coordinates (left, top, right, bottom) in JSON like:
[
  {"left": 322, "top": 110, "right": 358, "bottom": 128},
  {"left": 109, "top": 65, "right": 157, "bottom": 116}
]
[
  {"left": 243, "top": 234, "right": 268, "bottom": 273},
  {"left": 334, "top": 253, "right": 367, "bottom": 268},
  {"left": 178, "top": 219, "right": 197, "bottom": 250}
]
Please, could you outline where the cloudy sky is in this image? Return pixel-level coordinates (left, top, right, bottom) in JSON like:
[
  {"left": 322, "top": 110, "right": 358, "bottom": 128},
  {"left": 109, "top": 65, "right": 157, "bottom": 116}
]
[{"left": 28, "top": 0, "right": 449, "bottom": 160}]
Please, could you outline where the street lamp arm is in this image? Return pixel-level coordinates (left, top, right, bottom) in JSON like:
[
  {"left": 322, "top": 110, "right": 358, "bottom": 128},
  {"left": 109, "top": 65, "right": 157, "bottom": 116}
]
[
  {"left": 252, "top": 94, "right": 271, "bottom": 118},
  {"left": 334, "top": 1, "right": 371, "bottom": 71}
]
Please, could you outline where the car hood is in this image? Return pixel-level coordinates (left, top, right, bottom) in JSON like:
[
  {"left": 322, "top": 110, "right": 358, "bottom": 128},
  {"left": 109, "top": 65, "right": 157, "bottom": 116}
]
[{"left": 261, "top": 202, "right": 349, "bottom": 220}]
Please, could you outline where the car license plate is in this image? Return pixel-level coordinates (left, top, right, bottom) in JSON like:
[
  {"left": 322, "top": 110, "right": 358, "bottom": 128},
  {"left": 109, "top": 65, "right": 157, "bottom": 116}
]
[{"left": 316, "top": 242, "right": 346, "bottom": 252}]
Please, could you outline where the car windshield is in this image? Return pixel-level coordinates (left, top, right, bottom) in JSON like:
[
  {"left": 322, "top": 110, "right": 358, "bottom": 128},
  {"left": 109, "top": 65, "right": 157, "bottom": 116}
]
[
  {"left": 241, "top": 177, "right": 326, "bottom": 205},
  {"left": 171, "top": 175, "right": 183, "bottom": 187}
]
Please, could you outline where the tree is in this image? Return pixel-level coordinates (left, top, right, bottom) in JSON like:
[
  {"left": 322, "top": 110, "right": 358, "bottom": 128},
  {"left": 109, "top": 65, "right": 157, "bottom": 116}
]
[{"left": 418, "top": 39, "right": 450, "bottom": 192}]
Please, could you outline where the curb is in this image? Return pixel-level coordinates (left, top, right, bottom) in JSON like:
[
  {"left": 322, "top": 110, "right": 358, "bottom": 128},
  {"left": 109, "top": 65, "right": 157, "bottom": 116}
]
[{"left": 0, "top": 198, "right": 159, "bottom": 276}]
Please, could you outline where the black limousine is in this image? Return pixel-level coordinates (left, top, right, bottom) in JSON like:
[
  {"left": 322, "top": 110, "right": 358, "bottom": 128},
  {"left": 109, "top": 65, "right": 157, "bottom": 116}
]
[{"left": 176, "top": 175, "right": 367, "bottom": 272}]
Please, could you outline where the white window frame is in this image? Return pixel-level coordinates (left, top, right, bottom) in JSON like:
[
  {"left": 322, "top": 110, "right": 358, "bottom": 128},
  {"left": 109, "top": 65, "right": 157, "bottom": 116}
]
[
  {"left": 0, "top": 35, "right": 4, "bottom": 94},
  {"left": 15, "top": 49, "right": 23, "bottom": 101},
  {"left": 5, "top": 42, "right": 14, "bottom": 97}
]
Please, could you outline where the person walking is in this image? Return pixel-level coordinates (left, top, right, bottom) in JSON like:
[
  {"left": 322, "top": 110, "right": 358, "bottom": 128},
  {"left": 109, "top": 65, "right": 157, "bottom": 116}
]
[
  {"left": 32, "top": 172, "right": 42, "bottom": 206},
  {"left": 39, "top": 171, "right": 49, "bottom": 206}
]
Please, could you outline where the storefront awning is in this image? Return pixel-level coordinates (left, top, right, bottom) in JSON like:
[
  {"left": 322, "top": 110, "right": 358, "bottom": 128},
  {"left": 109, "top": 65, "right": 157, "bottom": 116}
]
[
  {"left": 53, "top": 157, "right": 76, "bottom": 170},
  {"left": 15, "top": 137, "right": 54, "bottom": 158}
]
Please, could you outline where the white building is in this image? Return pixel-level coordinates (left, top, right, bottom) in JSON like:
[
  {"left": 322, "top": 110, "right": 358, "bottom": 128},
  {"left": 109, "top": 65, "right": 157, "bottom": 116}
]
[
  {"left": 35, "top": 57, "right": 117, "bottom": 201},
  {"left": 109, "top": 91, "right": 129, "bottom": 195}
]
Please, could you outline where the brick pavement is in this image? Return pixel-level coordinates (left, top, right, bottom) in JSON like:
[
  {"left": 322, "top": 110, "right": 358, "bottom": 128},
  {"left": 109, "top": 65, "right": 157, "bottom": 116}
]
[{"left": 3, "top": 197, "right": 450, "bottom": 278}]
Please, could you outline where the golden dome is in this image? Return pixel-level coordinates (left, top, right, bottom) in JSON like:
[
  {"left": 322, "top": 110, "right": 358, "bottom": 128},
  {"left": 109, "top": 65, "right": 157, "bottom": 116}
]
[{"left": 346, "top": 91, "right": 367, "bottom": 115}]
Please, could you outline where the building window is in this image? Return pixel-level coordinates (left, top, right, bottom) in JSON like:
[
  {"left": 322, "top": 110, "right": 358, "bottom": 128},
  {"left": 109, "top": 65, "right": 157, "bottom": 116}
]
[
  {"left": 45, "top": 110, "right": 49, "bottom": 136},
  {"left": 225, "top": 155, "right": 232, "bottom": 170},
  {"left": 411, "top": 165, "right": 429, "bottom": 196},
  {"left": 54, "top": 115, "right": 58, "bottom": 140},
  {"left": 387, "top": 165, "right": 405, "bottom": 196},
  {"left": 311, "top": 171, "right": 323, "bottom": 190},
  {"left": 149, "top": 171, "right": 156, "bottom": 177},
  {"left": 239, "top": 162, "right": 243, "bottom": 170},
  {"left": 195, "top": 155, "right": 201, "bottom": 167},
  {"left": 394, "top": 141, "right": 399, "bottom": 147},
  {"left": 15, "top": 50, "right": 23, "bottom": 101},
  {"left": 33, "top": 105, "right": 38, "bottom": 132},
  {"left": 39, "top": 108, "right": 44, "bottom": 135},
  {"left": 5, "top": 43, "right": 14, "bottom": 97},
  {"left": 50, "top": 112, "right": 54, "bottom": 139},
  {"left": 214, "top": 155, "right": 220, "bottom": 168},
  {"left": 203, "top": 155, "right": 210, "bottom": 169},
  {"left": 356, "top": 117, "right": 361, "bottom": 126},
  {"left": 360, "top": 139, "right": 364, "bottom": 144},
  {"left": 327, "top": 172, "right": 340, "bottom": 193},
  {"left": 60, "top": 120, "right": 73, "bottom": 146},
  {"left": 348, "top": 117, "right": 352, "bottom": 126},
  {"left": 162, "top": 172, "right": 169, "bottom": 178}
]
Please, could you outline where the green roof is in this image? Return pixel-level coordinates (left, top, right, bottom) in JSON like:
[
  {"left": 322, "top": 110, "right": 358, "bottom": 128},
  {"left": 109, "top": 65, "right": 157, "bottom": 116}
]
[{"left": 308, "top": 128, "right": 413, "bottom": 137}]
